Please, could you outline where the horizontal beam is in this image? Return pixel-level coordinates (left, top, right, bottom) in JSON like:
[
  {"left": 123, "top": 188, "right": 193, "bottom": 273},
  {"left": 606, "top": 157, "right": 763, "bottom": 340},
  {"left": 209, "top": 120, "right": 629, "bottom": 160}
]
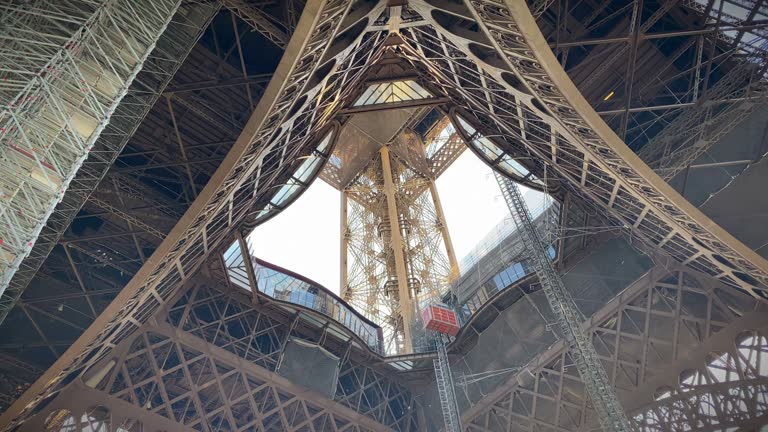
[
  {"left": 163, "top": 74, "right": 273, "bottom": 93},
  {"left": 551, "top": 22, "right": 768, "bottom": 48},
  {"left": 688, "top": 159, "right": 753, "bottom": 169},
  {"left": 340, "top": 97, "right": 451, "bottom": 114},
  {"left": 113, "top": 157, "right": 225, "bottom": 173},
  {"left": 596, "top": 96, "right": 762, "bottom": 115}
]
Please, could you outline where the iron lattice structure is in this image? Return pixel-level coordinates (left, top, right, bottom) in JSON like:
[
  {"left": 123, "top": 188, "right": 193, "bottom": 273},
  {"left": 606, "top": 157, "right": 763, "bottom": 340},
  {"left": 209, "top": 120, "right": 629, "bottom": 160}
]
[
  {"left": 2, "top": 0, "right": 768, "bottom": 431},
  {"left": 342, "top": 145, "right": 457, "bottom": 355},
  {"left": 23, "top": 279, "right": 419, "bottom": 431},
  {"left": 638, "top": 38, "right": 768, "bottom": 180},
  {"left": 0, "top": 0, "right": 221, "bottom": 328},
  {"left": 434, "top": 334, "right": 463, "bottom": 432},
  {"left": 0, "top": 0, "right": 183, "bottom": 307},
  {"left": 462, "top": 267, "right": 768, "bottom": 431},
  {"left": 496, "top": 172, "right": 632, "bottom": 431}
]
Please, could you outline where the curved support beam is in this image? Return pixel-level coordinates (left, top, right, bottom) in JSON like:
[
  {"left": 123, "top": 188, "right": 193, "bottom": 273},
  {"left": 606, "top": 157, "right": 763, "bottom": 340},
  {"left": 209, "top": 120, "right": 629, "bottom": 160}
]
[
  {"left": 407, "top": 0, "right": 768, "bottom": 299},
  {"left": 460, "top": 266, "right": 768, "bottom": 431},
  {"left": 0, "top": 1, "right": 389, "bottom": 428}
]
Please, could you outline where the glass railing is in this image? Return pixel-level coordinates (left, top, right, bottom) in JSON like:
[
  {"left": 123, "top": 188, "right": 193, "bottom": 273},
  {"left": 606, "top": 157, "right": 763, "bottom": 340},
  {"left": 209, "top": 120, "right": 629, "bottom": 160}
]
[
  {"left": 223, "top": 241, "right": 384, "bottom": 354},
  {"left": 451, "top": 202, "right": 560, "bottom": 324}
]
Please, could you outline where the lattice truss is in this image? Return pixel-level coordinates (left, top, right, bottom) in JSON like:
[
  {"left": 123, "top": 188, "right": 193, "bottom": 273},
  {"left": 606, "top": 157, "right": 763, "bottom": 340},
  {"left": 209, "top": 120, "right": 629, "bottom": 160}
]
[
  {"left": 462, "top": 269, "right": 768, "bottom": 432},
  {"left": 423, "top": 116, "right": 466, "bottom": 179},
  {"left": 0, "top": 0, "right": 182, "bottom": 301},
  {"left": 638, "top": 33, "right": 768, "bottom": 180},
  {"left": 390, "top": 155, "right": 453, "bottom": 304},
  {"left": 344, "top": 157, "right": 392, "bottom": 323},
  {"left": 397, "top": 0, "right": 768, "bottom": 298},
  {"left": 33, "top": 281, "right": 419, "bottom": 432},
  {"left": 3, "top": 2, "right": 393, "bottom": 427},
  {"left": 342, "top": 150, "right": 453, "bottom": 355},
  {"left": 8, "top": 0, "right": 768, "bottom": 428}
]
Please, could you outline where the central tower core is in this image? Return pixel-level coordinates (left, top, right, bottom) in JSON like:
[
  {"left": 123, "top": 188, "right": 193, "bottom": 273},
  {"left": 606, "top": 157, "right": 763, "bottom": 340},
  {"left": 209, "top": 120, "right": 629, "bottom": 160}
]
[{"left": 321, "top": 97, "right": 462, "bottom": 354}]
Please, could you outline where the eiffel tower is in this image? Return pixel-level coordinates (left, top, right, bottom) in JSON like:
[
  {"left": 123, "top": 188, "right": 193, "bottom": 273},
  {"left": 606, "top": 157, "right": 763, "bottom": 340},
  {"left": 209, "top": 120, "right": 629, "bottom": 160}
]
[{"left": 2, "top": 1, "right": 768, "bottom": 431}]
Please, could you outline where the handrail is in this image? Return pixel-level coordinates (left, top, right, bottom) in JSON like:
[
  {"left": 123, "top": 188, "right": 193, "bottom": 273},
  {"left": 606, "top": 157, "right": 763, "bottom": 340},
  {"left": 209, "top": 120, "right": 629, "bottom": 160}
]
[{"left": 223, "top": 241, "right": 384, "bottom": 354}]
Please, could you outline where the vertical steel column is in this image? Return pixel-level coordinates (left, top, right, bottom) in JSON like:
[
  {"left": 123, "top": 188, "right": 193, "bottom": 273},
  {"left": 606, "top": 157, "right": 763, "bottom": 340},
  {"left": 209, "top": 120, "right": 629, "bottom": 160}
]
[
  {"left": 428, "top": 180, "right": 459, "bottom": 281},
  {"left": 380, "top": 145, "right": 413, "bottom": 351},
  {"left": 340, "top": 189, "right": 350, "bottom": 300}
]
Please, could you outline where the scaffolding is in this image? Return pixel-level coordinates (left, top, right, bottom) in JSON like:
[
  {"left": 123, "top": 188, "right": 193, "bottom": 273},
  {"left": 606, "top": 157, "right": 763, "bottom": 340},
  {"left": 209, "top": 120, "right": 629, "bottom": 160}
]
[
  {"left": 495, "top": 173, "right": 631, "bottom": 432},
  {"left": 639, "top": 39, "right": 768, "bottom": 179},
  {"left": 0, "top": 0, "right": 183, "bottom": 303}
]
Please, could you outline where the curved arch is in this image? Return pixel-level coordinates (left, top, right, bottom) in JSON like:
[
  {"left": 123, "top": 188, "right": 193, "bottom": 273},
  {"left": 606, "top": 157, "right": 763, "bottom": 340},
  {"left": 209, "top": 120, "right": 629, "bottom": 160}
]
[
  {"left": 448, "top": 108, "right": 551, "bottom": 193},
  {"left": 468, "top": 0, "right": 768, "bottom": 295},
  {"left": 244, "top": 122, "right": 341, "bottom": 229},
  {"left": 408, "top": 0, "right": 768, "bottom": 299}
]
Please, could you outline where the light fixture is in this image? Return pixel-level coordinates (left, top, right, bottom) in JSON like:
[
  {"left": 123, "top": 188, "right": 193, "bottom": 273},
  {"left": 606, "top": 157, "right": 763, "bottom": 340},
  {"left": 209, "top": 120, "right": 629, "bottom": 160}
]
[{"left": 603, "top": 91, "right": 615, "bottom": 101}]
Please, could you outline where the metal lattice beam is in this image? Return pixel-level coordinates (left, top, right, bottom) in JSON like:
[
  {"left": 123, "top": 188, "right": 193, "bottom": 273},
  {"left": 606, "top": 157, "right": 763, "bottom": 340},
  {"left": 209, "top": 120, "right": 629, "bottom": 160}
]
[
  {"left": 404, "top": 0, "right": 768, "bottom": 297},
  {"left": 0, "top": 1, "right": 390, "bottom": 427},
  {"left": 462, "top": 267, "right": 768, "bottom": 431},
  {"left": 496, "top": 173, "right": 631, "bottom": 431},
  {"left": 222, "top": 0, "right": 290, "bottom": 49},
  {"left": 7, "top": 1, "right": 768, "bottom": 429}
]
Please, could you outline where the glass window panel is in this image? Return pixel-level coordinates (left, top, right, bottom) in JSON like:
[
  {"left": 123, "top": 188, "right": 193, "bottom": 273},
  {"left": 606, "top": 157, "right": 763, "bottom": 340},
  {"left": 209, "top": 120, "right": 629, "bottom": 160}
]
[
  {"left": 271, "top": 179, "right": 301, "bottom": 206},
  {"left": 353, "top": 80, "right": 431, "bottom": 106},
  {"left": 293, "top": 156, "right": 322, "bottom": 183},
  {"left": 456, "top": 116, "right": 477, "bottom": 135},
  {"left": 497, "top": 154, "right": 530, "bottom": 178},
  {"left": 315, "top": 131, "right": 334, "bottom": 154},
  {"left": 353, "top": 84, "right": 378, "bottom": 106}
]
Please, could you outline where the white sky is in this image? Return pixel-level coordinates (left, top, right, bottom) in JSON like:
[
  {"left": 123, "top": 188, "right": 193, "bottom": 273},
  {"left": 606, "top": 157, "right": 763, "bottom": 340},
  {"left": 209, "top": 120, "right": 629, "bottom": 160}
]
[
  {"left": 435, "top": 150, "right": 511, "bottom": 261},
  {"left": 248, "top": 180, "right": 341, "bottom": 292},
  {"left": 248, "top": 150, "right": 545, "bottom": 294}
]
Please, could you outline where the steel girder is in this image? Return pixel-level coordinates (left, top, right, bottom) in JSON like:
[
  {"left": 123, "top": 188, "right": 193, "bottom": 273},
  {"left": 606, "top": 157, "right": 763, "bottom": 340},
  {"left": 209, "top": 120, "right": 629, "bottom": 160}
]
[
  {"left": 20, "top": 282, "right": 413, "bottom": 431},
  {"left": 0, "top": 1, "right": 390, "bottom": 428},
  {"left": 400, "top": 0, "right": 768, "bottom": 298},
  {"left": 461, "top": 266, "right": 768, "bottom": 431},
  {"left": 6, "top": 0, "right": 768, "bottom": 429}
]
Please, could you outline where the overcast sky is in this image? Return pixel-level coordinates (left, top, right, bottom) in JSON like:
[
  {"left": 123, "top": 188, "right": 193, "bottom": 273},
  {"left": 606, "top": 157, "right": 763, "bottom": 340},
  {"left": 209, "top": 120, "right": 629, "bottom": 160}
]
[{"left": 248, "top": 150, "right": 545, "bottom": 294}]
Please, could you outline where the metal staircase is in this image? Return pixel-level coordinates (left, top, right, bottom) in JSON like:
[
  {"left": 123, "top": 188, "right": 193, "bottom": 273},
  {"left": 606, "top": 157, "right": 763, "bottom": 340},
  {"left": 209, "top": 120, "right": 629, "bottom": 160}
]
[
  {"left": 433, "top": 333, "right": 463, "bottom": 432},
  {"left": 495, "top": 173, "right": 631, "bottom": 432}
]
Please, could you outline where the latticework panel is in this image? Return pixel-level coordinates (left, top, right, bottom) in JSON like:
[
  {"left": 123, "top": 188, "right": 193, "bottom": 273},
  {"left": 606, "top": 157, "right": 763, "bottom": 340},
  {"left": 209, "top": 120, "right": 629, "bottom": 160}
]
[
  {"left": 462, "top": 269, "right": 768, "bottom": 431},
  {"left": 168, "top": 285, "right": 286, "bottom": 372},
  {"left": 93, "top": 329, "right": 382, "bottom": 432},
  {"left": 390, "top": 154, "right": 453, "bottom": 303},
  {"left": 2, "top": 2, "right": 391, "bottom": 426},
  {"left": 343, "top": 149, "right": 455, "bottom": 355},
  {"left": 335, "top": 361, "right": 420, "bottom": 431},
  {"left": 166, "top": 282, "right": 419, "bottom": 431},
  {"left": 0, "top": 0, "right": 182, "bottom": 300},
  {"left": 402, "top": 0, "right": 768, "bottom": 299},
  {"left": 344, "top": 156, "right": 401, "bottom": 352},
  {"left": 634, "top": 330, "right": 768, "bottom": 431},
  {"left": 0, "top": 0, "right": 220, "bottom": 326}
]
